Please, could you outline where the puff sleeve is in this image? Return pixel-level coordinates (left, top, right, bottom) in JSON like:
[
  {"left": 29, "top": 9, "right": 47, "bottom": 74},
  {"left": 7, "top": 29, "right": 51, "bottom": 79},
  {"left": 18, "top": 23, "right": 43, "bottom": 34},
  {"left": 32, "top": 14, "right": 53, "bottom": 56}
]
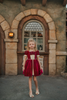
[
  {"left": 37, "top": 50, "right": 39, "bottom": 57},
  {"left": 37, "top": 50, "right": 39, "bottom": 55},
  {"left": 24, "top": 50, "right": 28, "bottom": 56}
]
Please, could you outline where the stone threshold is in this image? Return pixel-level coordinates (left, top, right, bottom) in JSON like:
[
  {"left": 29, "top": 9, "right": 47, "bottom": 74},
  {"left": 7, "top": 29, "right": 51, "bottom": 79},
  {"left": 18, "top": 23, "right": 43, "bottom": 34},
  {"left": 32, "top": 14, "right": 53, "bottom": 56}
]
[{"left": 61, "top": 71, "right": 67, "bottom": 78}]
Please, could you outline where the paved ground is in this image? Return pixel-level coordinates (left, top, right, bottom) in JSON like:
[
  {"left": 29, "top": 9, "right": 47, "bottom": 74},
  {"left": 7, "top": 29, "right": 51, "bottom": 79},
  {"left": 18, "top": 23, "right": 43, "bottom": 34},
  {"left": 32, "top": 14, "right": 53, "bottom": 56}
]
[{"left": 0, "top": 74, "right": 67, "bottom": 100}]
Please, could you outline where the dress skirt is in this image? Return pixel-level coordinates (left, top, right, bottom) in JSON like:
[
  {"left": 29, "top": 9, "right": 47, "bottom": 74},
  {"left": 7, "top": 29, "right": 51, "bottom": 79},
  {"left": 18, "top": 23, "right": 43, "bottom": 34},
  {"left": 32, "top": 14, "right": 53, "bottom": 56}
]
[{"left": 23, "top": 59, "right": 43, "bottom": 77}]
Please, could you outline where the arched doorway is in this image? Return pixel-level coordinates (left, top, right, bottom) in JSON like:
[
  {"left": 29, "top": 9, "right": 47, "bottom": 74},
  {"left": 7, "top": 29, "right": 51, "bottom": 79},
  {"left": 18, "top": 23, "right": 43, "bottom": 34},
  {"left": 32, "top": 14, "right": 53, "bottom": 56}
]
[
  {"left": 0, "top": 26, "right": 5, "bottom": 75},
  {"left": 17, "top": 15, "right": 49, "bottom": 75}
]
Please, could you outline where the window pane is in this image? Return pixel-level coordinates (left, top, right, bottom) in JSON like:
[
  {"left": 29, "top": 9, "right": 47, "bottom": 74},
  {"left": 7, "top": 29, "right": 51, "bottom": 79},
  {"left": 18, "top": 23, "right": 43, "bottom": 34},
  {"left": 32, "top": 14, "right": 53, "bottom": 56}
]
[
  {"left": 31, "top": 32, "right": 36, "bottom": 37},
  {"left": 37, "top": 38, "right": 43, "bottom": 43},
  {"left": 24, "top": 31, "right": 30, "bottom": 37},
  {"left": 37, "top": 32, "right": 43, "bottom": 37},
  {"left": 37, "top": 45, "right": 43, "bottom": 50},
  {"left": 24, "top": 38, "right": 29, "bottom": 43},
  {"left": 24, "top": 44, "right": 27, "bottom": 50},
  {"left": 33, "top": 38, "right": 36, "bottom": 42}
]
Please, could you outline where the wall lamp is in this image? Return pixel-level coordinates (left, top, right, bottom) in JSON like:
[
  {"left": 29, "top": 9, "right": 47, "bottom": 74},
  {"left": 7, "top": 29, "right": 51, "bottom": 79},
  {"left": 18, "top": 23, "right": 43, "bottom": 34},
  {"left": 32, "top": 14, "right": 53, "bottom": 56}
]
[{"left": 8, "top": 32, "right": 14, "bottom": 38}]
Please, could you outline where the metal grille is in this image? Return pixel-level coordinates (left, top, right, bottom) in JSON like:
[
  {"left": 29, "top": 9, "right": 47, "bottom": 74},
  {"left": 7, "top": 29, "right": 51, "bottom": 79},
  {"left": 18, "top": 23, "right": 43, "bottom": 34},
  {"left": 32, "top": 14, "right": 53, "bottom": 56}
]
[{"left": 24, "top": 21, "right": 43, "bottom": 31}]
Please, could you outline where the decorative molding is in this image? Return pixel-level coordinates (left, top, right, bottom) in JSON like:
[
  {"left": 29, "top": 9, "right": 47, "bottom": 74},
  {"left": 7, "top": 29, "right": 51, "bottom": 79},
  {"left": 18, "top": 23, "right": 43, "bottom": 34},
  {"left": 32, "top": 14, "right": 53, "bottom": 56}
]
[
  {"left": 4, "top": 39, "right": 18, "bottom": 42},
  {"left": 48, "top": 40, "right": 58, "bottom": 43},
  {"left": 17, "top": 52, "right": 49, "bottom": 55},
  {"left": 56, "top": 51, "right": 67, "bottom": 55}
]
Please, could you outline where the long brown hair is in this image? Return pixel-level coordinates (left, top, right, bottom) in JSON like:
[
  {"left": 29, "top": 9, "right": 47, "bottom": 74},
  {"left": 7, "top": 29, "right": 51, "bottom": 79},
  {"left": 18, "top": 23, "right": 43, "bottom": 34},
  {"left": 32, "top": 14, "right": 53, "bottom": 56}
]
[{"left": 26, "top": 38, "right": 37, "bottom": 51}]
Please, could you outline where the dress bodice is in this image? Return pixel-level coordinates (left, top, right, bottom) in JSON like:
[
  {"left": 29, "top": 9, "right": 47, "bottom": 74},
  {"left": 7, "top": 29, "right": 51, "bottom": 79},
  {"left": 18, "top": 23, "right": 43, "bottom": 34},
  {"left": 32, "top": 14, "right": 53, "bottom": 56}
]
[
  {"left": 24, "top": 50, "right": 39, "bottom": 60},
  {"left": 30, "top": 55, "right": 35, "bottom": 60}
]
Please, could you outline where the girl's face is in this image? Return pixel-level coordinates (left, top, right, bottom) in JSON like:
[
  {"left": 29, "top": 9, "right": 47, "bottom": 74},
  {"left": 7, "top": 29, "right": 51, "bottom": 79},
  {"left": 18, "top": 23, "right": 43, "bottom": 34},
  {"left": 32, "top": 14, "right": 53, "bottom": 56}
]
[{"left": 29, "top": 41, "right": 35, "bottom": 49}]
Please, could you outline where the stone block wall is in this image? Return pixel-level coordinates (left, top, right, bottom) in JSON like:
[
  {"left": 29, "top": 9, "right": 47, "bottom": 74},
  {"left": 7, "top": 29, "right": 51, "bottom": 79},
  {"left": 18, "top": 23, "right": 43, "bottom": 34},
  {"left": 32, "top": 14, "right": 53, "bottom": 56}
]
[
  {"left": 0, "top": 0, "right": 66, "bottom": 75},
  {"left": 5, "top": 42, "right": 17, "bottom": 75}
]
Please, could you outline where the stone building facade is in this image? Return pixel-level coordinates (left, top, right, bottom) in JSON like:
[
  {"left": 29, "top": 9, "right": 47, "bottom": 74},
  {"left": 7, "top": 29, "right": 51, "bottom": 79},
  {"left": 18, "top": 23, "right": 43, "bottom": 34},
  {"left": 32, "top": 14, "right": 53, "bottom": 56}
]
[{"left": 0, "top": 0, "right": 67, "bottom": 76}]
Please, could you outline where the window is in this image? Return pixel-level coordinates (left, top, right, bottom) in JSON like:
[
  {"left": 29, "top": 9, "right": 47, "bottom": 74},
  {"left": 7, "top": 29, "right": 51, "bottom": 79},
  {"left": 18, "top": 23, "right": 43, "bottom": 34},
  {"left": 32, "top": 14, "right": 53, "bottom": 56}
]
[
  {"left": 22, "top": 20, "right": 45, "bottom": 52},
  {"left": 66, "top": 11, "right": 67, "bottom": 51},
  {"left": 66, "top": 4, "right": 67, "bottom": 8},
  {"left": 64, "top": 3, "right": 67, "bottom": 73}
]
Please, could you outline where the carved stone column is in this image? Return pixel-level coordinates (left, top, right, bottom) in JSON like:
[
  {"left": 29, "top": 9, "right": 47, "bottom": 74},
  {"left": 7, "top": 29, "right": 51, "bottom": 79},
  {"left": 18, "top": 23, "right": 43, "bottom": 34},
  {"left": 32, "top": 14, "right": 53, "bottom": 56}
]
[
  {"left": 0, "top": 0, "right": 4, "bottom": 3},
  {"left": 63, "top": 0, "right": 66, "bottom": 6},
  {"left": 42, "top": 0, "right": 47, "bottom": 6},
  {"left": 21, "top": 0, "right": 26, "bottom": 6}
]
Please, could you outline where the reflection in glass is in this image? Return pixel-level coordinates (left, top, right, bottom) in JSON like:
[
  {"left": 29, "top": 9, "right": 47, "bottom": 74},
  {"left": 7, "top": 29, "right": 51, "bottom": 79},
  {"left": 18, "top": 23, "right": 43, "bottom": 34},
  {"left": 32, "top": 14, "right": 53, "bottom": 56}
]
[
  {"left": 24, "top": 38, "right": 29, "bottom": 43},
  {"left": 37, "top": 32, "right": 43, "bottom": 37},
  {"left": 37, "top": 45, "right": 43, "bottom": 50},
  {"left": 33, "top": 38, "right": 36, "bottom": 42},
  {"left": 24, "top": 44, "right": 27, "bottom": 50},
  {"left": 24, "top": 31, "right": 30, "bottom": 37},
  {"left": 37, "top": 38, "right": 43, "bottom": 43},
  {"left": 31, "top": 32, "right": 36, "bottom": 37}
]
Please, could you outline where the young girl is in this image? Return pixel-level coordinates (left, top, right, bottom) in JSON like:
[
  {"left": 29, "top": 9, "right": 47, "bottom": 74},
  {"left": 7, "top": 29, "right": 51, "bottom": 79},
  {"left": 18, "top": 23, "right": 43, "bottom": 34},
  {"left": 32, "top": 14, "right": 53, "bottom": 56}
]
[{"left": 22, "top": 38, "right": 43, "bottom": 98}]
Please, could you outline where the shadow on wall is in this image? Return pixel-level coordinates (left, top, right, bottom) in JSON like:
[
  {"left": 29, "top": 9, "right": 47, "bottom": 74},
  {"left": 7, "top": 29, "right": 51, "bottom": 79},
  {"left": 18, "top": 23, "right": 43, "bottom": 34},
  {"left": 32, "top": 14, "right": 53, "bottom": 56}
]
[
  {"left": 4, "top": 0, "right": 21, "bottom": 3},
  {"left": 4, "top": 0, "right": 42, "bottom": 3},
  {"left": 47, "top": 0, "right": 63, "bottom": 3},
  {"left": 27, "top": 0, "right": 63, "bottom": 4},
  {"left": 4, "top": 0, "right": 64, "bottom": 5}
]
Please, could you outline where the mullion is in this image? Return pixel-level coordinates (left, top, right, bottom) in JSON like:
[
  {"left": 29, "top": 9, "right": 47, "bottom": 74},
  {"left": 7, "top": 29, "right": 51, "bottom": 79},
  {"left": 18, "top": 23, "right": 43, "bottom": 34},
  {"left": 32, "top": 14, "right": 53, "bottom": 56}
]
[{"left": 23, "top": 23, "right": 44, "bottom": 51}]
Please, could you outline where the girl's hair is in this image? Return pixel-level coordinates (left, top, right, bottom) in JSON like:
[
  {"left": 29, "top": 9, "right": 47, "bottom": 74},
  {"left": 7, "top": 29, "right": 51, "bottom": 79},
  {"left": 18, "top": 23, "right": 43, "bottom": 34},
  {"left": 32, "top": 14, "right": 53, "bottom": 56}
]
[{"left": 26, "top": 38, "right": 37, "bottom": 51}]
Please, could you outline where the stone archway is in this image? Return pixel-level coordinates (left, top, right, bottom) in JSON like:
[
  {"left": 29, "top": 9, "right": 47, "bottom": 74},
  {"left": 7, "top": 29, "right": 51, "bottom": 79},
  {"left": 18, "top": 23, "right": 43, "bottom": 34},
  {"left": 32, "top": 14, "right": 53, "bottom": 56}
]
[
  {"left": 0, "top": 9, "right": 57, "bottom": 75},
  {"left": 10, "top": 9, "right": 57, "bottom": 75},
  {"left": 0, "top": 15, "right": 10, "bottom": 75},
  {"left": 0, "top": 15, "right": 18, "bottom": 75}
]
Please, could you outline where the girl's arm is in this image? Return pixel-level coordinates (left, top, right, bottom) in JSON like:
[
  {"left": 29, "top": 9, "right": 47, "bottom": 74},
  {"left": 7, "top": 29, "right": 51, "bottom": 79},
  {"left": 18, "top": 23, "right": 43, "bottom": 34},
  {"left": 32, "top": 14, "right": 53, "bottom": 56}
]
[
  {"left": 22, "top": 55, "right": 27, "bottom": 70},
  {"left": 22, "top": 50, "right": 28, "bottom": 70},
  {"left": 37, "top": 50, "right": 43, "bottom": 70},
  {"left": 37, "top": 55, "right": 43, "bottom": 70}
]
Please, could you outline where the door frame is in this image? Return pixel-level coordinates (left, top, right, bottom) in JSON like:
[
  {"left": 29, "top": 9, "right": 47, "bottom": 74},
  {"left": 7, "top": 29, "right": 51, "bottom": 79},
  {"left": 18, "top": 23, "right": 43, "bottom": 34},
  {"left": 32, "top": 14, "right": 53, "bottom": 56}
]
[
  {"left": 0, "top": 26, "right": 5, "bottom": 75},
  {"left": 17, "top": 15, "right": 49, "bottom": 75}
]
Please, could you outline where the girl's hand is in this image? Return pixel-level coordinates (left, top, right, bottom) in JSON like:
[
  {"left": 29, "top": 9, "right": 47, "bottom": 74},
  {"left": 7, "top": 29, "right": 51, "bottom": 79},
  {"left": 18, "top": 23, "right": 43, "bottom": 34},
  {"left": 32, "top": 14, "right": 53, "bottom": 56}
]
[
  {"left": 22, "top": 66, "right": 25, "bottom": 71},
  {"left": 40, "top": 66, "right": 43, "bottom": 71}
]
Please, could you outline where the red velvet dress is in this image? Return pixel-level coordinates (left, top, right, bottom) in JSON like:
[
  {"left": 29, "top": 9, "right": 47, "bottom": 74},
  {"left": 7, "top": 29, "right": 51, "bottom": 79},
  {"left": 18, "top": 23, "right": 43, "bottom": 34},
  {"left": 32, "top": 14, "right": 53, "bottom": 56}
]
[{"left": 23, "top": 50, "right": 43, "bottom": 77}]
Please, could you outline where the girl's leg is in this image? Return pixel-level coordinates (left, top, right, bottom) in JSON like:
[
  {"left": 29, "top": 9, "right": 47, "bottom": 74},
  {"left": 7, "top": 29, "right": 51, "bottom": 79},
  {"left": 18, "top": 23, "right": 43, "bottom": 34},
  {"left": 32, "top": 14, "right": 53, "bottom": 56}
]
[
  {"left": 29, "top": 76, "right": 33, "bottom": 94},
  {"left": 33, "top": 76, "right": 39, "bottom": 92}
]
